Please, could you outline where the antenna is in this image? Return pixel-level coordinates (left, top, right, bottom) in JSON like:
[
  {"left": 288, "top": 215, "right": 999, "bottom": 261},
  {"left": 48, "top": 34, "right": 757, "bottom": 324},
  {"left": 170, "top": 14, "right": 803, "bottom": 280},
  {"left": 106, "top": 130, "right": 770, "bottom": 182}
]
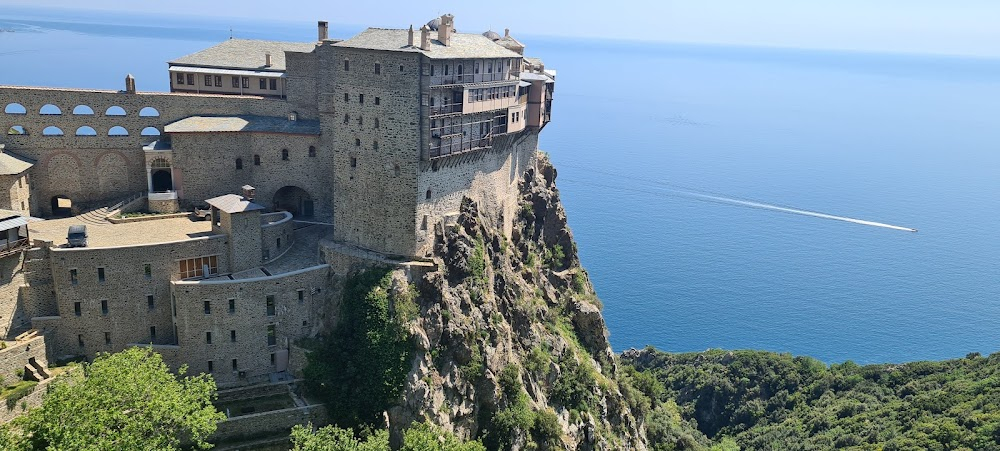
[{"left": 229, "top": 27, "right": 233, "bottom": 39}]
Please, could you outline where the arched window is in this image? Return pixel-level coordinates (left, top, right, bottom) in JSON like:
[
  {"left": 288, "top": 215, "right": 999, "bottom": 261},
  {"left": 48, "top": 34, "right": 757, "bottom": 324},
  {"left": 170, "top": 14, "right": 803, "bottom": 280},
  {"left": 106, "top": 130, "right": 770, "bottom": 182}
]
[
  {"left": 393, "top": 164, "right": 400, "bottom": 177},
  {"left": 254, "top": 155, "right": 261, "bottom": 166},
  {"left": 139, "top": 107, "right": 160, "bottom": 117},
  {"left": 40, "top": 104, "right": 62, "bottom": 115},
  {"left": 457, "top": 64, "right": 463, "bottom": 75},
  {"left": 374, "top": 118, "right": 380, "bottom": 129},
  {"left": 72, "top": 105, "right": 94, "bottom": 115},
  {"left": 308, "top": 146, "right": 316, "bottom": 157},
  {"left": 42, "top": 126, "right": 64, "bottom": 136},
  {"left": 108, "top": 126, "right": 128, "bottom": 136},
  {"left": 140, "top": 127, "right": 160, "bottom": 136},
  {"left": 281, "top": 149, "right": 289, "bottom": 161},
  {"left": 354, "top": 138, "right": 361, "bottom": 147},
  {"left": 105, "top": 106, "right": 126, "bottom": 116},
  {"left": 4, "top": 103, "right": 26, "bottom": 114},
  {"left": 235, "top": 158, "right": 243, "bottom": 170},
  {"left": 75, "top": 126, "right": 97, "bottom": 136},
  {"left": 7, "top": 126, "right": 26, "bottom": 135},
  {"left": 425, "top": 189, "right": 432, "bottom": 200},
  {"left": 373, "top": 140, "right": 378, "bottom": 150}
]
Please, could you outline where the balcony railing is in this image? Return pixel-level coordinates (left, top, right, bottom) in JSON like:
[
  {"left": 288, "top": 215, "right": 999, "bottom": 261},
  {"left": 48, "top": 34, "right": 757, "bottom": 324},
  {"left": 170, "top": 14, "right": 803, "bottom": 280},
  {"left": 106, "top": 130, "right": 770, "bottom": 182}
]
[
  {"left": 0, "top": 238, "right": 30, "bottom": 258},
  {"left": 429, "top": 104, "right": 464, "bottom": 116},
  {"left": 429, "top": 136, "right": 495, "bottom": 159}
]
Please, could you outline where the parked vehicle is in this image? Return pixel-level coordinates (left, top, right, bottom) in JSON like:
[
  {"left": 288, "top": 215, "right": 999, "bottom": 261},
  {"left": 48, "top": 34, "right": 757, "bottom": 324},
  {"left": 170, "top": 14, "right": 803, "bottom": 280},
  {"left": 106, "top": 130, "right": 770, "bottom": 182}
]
[
  {"left": 66, "top": 225, "right": 87, "bottom": 248},
  {"left": 193, "top": 206, "right": 212, "bottom": 222}
]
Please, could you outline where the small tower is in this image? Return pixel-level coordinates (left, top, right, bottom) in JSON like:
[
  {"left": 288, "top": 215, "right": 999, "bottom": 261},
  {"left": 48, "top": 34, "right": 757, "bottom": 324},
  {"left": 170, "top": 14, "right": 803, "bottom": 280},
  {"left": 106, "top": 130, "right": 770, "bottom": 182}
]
[
  {"left": 420, "top": 25, "right": 431, "bottom": 51},
  {"left": 437, "top": 14, "right": 454, "bottom": 46},
  {"left": 124, "top": 74, "right": 136, "bottom": 94}
]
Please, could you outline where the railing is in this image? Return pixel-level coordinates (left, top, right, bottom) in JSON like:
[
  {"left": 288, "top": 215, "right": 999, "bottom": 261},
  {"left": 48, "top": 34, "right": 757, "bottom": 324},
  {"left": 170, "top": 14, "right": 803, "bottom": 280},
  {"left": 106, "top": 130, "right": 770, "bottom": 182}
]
[
  {"left": 0, "top": 238, "right": 30, "bottom": 258},
  {"left": 107, "top": 191, "right": 145, "bottom": 212},
  {"left": 429, "top": 136, "right": 494, "bottom": 159},
  {"left": 148, "top": 191, "right": 178, "bottom": 201},
  {"left": 430, "top": 104, "right": 463, "bottom": 116},
  {"left": 430, "top": 73, "right": 514, "bottom": 88}
]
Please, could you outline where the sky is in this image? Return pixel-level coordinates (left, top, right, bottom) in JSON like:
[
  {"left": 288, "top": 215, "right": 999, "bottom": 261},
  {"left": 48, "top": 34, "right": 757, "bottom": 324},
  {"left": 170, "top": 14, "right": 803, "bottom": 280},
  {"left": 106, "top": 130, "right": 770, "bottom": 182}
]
[{"left": 8, "top": 0, "right": 1000, "bottom": 57}]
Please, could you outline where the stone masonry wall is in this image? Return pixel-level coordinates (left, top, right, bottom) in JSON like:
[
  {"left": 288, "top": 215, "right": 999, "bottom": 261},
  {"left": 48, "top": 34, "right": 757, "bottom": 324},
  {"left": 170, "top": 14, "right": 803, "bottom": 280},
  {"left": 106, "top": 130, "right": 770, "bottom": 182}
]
[
  {"left": 0, "top": 334, "right": 47, "bottom": 386},
  {"left": 0, "top": 173, "right": 31, "bottom": 215},
  {"left": 43, "top": 236, "right": 230, "bottom": 359},
  {"left": 170, "top": 264, "right": 331, "bottom": 387},
  {"left": 0, "top": 253, "right": 28, "bottom": 339},
  {"left": 261, "top": 213, "right": 295, "bottom": 263}
]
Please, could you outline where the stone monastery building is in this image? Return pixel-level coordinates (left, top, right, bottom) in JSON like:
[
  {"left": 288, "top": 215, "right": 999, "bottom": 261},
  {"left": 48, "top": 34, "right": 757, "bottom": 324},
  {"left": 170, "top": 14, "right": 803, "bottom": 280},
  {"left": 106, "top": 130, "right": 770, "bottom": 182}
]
[{"left": 0, "top": 15, "right": 554, "bottom": 387}]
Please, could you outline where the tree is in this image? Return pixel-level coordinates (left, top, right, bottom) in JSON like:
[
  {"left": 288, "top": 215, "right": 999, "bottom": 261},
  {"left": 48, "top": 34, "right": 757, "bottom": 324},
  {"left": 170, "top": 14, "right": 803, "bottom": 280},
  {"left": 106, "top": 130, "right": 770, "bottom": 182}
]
[
  {"left": 290, "top": 423, "right": 388, "bottom": 450},
  {"left": 6, "top": 347, "right": 224, "bottom": 450}
]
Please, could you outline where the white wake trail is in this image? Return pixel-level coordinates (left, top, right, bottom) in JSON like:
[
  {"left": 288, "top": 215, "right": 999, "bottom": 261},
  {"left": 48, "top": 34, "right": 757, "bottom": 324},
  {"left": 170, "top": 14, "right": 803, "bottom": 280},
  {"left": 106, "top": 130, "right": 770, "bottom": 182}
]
[{"left": 682, "top": 192, "right": 918, "bottom": 233}]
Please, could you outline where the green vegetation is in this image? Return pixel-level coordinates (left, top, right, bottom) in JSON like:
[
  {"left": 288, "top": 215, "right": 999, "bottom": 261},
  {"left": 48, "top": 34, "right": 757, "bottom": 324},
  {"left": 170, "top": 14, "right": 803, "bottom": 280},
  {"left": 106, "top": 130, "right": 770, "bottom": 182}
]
[
  {"left": 2, "top": 381, "right": 37, "bottom": 411},
  {"left": 304, "top": 267, "right": 415, "bottom": 429},
  {"left": 484, "top": 365, "right": 563, "bottom": 450},
  {"left": 290, "top": 421, "right": 485, "bottom": 450},
  {"left": 625, "top": 348, "right": 1000, "bottom": 450},
  {"left": 1, "top": 347, "right": 223, "bottom": 450}
]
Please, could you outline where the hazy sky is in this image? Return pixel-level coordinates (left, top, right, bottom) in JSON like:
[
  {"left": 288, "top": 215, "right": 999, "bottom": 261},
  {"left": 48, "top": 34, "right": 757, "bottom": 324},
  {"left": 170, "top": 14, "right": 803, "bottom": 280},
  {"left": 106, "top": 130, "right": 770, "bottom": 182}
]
[{"left": 10, "top": 0, "right": 1000, "bottom": 57}]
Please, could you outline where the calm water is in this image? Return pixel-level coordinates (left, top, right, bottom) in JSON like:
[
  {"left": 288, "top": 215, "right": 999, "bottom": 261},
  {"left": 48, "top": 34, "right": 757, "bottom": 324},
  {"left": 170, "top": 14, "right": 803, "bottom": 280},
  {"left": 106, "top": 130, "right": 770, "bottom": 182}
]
[{"left": 4, "top": 8, "right": 1000, "bottom": 364}]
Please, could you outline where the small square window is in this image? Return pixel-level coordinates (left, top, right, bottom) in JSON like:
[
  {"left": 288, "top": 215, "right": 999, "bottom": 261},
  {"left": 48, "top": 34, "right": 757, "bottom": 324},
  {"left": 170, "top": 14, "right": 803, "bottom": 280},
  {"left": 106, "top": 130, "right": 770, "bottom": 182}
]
[
  {"left": 204, "top": 300, "right": 211, "bottom": 314},
  {"left": 375, "top": 97, "right": 380, "bottom": 105},
  {"left": 259, "top": 78, "right": 267, "bottom": 89},
  {"left": 254, "top": 154, "right": 261, "bottom": 165},
  {"left": 267, "top": 324, "right": 276, "bottom": 346},
  {"left": 78, "top": 334, "right": 84, "bottom": 347},
  {"left": 206, "top": 331, "right": 212, "bottom": 344},
  {"left": 359, "top": 94, "right": 364, "bottom": 104},
  {"left": 70, "top": 269, "right": 78, "bottom": 285},
  {"left": 176, "top": 73, "right": 185, "bottom": 85},
  {"left": 308, "top": 146, "right": 316, "bottom": 157},
  {"left": 205, "top": 75, "right": 212, "bottom": 86},
  {"left": 232, "top": 76, "right": 239, "bottom": 88},
  {"left": 399, "top": 65, "right": 404, "bottom": 72},
  {"left": 147, "top": 295, "right": 155, "bottom": 310},
  {"left": 297, "top": 289, "right": 305, "bottom": 303},
  {"left": 74, "top": 302, "right": 81, "bottom": 316},
  {"left": 344, "top": 59, "right": 349, "bottom": 71},
  {"left": 97, "top": 267, "right": 105, "bottom": 283},
  {"left": 269, "top": 79, "right": 277, "bottom": 90},
  {"left": 143, "top": 263, "right": 152, "bottom": 279},
  {"left": 207, "top": 361, "right": 214, "bottom": 372},
  {"left": 266, "top": 295, "right": 275, "bottom": 316},
  {"left": 242, "top": 77, "right": 250, "bottom": 88},
  {"left": 344, "top": 92, "right": 349, "bottom": 102},
  {"left": 101, "top": 300, "right": 108, "bottom": 316},
  {"left": 355, "top": 138, "right": 361, "bottom": 147},
  {"left": 104, "top": 332, "right": 111, "bottom": 345},
  {"left": 230, "top": 330, "right": 236, "bottom": 342},
  {"left": 374, "top": 63, "right": 381, "bottom": 74},
  {"left": 228, "top": 298, "right": 235, "bottom": 314},
  {"left": 271, "top": 353, "right": 276, "bottom": 365},
  {"left": 350, "top": 157, "right": 357, "bottom": 168},
  {"left": 187, "top": 74, "right": 195, "bottom": 85},
  {"left": 214, "top": 75, "right": 222, "bottom": 87},
  {"left": 232, "top": 359, "right": 238, "bottom": 371},
  {"left": 150, "top": 326, "right": 156, "bottom": 341}
]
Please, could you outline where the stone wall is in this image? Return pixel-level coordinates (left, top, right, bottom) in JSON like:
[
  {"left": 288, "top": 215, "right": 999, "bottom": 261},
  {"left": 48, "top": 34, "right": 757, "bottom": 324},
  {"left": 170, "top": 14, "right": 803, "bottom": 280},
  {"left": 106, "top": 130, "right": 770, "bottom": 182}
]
[
  {"left": 261, "top": 212, "right": 294, "bottom": 263},
  {"left": 0, "top": 173, "right": 31, "bottom": 215},
  {"left": 170, "top": 264, "right": 331, "bottom": 387},
  {"left": 0, "top": 373, "right": 55, "bottom": 425},
  {"left": 212, "top": 404, "right": 328, "bottom": 443},
  {"left": 0, "top": 334, "right": 46, "bottom": 386},
  {"left": 42, "top": 236, "right": 229, "bottom": 359},
  {"left": 221, "top": 210, "right": 263, "bottom": 274},
  {"left": 0, "top": 252, "right": 28, "bottom": 339}
]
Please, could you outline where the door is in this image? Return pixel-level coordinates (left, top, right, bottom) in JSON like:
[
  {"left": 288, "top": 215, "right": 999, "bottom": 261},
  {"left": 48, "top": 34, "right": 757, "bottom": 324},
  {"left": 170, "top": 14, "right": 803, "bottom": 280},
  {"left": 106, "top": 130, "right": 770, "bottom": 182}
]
[{"left": 303, "top": 200, "right": 314, "bottom": 218}]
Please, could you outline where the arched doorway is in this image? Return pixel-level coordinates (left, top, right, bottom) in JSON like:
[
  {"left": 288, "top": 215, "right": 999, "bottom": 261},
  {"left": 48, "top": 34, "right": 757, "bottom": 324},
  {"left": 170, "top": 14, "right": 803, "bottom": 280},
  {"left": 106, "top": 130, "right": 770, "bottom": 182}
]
[
  {"left": 151, "top": 170, "right": 172, "bottom": 192},
  {"left": 51, "top": 196, "right": 72, "bottom": 217},
  {"left": 273, "top": 186, "right": 313, "bottom": 218}
]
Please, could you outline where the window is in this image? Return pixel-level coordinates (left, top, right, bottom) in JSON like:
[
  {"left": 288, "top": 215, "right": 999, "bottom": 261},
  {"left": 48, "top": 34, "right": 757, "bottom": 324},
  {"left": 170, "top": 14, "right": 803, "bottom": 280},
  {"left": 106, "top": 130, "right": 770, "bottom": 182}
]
[
  {"left": 150, "top": 326, "right": 156, "bottom": 341},
  {"left": 236, "top": 158, "right": 243, "bottom": 170},
  {"left": 254, "top": 154, "right": 261, "bottom": 166},
  {"left": 97, "top": 267, "right": 105, "bottom": 283},
  {"left": 266, "top": 295, "right": 275, "bottom": 316},
  {"left": 269, "top": 79, "right": 277, "bottom": 90},
  {"left": 78, "top": 334, "right": 84, "bottom": 347},
  {"left": 101, "top": 300, "right": 108, "bottom": 315},
  {"left": 394, "top": 164, "right": 400, "bottom": 177},
  {"left": 230, "top": 330, "right": 236, "bottom": 342},
  {"left": 179, "top": 255, "right": 219, "bottom": 279},
  {"left": 373, "top": 140, "right": 378, "bottom": 150},
  {"left": 374, "top": 118, "right": 380, "bottom": 129},
  {"left": 205, "top": 331, "right": 212, "bottom": 344},
  {"left": 488, "top": 61, "right": 493, "bottom": 73},
  {"left": 259, "top": 78, "right": 267, "bottom": 89},
  {"left": 344, "top": 59, "right": 349, "bottom": 71},
  {"left": 344, "top": 92, "right": 349, "bottom": 102},
  {"left": 343, "top": 113, "right": 349, "bottom": 124},
  {"left": 104, "top": 332, "right": 111, "bottom": 345},
  {"left": 203, "top": 300, "right": 211, "bottom": 314},
  {"left": 207, "top": 361, "right": 214, "bottom": 372},
  {"left": 355, "top": 138, "right": 361, "bottom": 147},
  {"left": 215, "top": 75, "right": 222, "bottom": 87},
  {"left": 205, "top": 75, "right": 212, "bottom": 86},
  {"left": 358, "top": 116, "right": 363, "bottom": 126},
  {"left": 187, "top": 74, "right": 194, "bottom": 85},
  {"left": 231, "top": 359, "right": 238, "bottom": 371},
  {"left": 271, "top": 353, "right": 276, "bottom": 365},
  {"left": 308, "top": 146, "right": 316, "bottom": 157},
  {"left": 359, "top": 94, "right": 364, "bottom": 104},
  {"left": 374, "top": 63, "right": 381, "bottom": 74},
  {"left": 457, "top": 64, "right": 463, "bottom": 75},
  {"left": 228, "top": 298, "right": 235, "bottom": 313},
  {"left": 281, "top": 149, "right": 289, "bottom": 161},
  {"left": 400, "top": 65, "right": 404, "bottom": 72},
  {"left": 74, "top": 302, "right": 81, "bottom": 316},
  {"left": 176, "top": 73, "right": 184, "bottom": 85},
  {"left": 444, "top": 64, "right": 449, "bottom": 76},
  {"left": 297, "top": 289, "right": 305, "bottom": 303},
  {"left": 70, "top": 269, "right": 78, "bottom": 285},
  {"left": 430, "top": 65, "right": 435, "bottom": 76},
  {"left": 350, "top": 157, "right": 357, "bottom": 168},
  {"left": 147, "top": 295, "right": 155, "bottom": 310},
  {"left": 232, "top": 76, "right": 239, "bottom": 88},
  {"left": 143, "top": 263, "right": 152, "bottom": 279},
  {"left": 277, "top": 237, "right": 281, "bottom": 249},
  {"left": 242, "top": 77, "right": 250, "bottom": 88},
  {"left": 426, "top": 189, "right": 432, "bottom": 200},
  {"left": 475, "top": 62, "right": 480, "bottom": 74},
  {"left": 267, "top": 324, "right": 276, "bottom": 346},
  {"left": 375, "top": 97, "right": 380, "bottom": 105}
]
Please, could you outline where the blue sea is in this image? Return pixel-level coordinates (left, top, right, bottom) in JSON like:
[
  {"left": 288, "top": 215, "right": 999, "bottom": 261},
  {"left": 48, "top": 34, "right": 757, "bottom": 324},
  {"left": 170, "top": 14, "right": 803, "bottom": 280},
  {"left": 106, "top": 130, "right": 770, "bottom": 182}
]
[{"left": 4, "top": 7, "right": 1000, "bottom": 364}]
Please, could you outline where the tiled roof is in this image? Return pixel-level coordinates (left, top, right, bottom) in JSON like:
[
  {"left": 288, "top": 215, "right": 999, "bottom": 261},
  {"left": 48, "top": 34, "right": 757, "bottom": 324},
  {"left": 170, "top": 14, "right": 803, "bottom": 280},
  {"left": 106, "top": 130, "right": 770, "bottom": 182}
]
[
  {"left": 164, "top": 116, "right": 320, "bottom": 135},
  {"left": 205, "top": 194, "right": 265, "bottom": 214},
  {"left": 0, "top": 150, "right": 34, "bottom": 175},
  {"left": 334, "top": 28, "right": 522, "bottom": 59},
  {"left": 169, "top": 39, "right": 317, "bottom": 71}
]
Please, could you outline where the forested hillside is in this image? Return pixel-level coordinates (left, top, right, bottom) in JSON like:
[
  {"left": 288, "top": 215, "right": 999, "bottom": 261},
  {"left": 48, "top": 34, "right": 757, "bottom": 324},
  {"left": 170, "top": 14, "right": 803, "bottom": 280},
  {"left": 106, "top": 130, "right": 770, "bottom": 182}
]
[{"left": 622, "top": 348, "right": 1000, "bottom": 450}]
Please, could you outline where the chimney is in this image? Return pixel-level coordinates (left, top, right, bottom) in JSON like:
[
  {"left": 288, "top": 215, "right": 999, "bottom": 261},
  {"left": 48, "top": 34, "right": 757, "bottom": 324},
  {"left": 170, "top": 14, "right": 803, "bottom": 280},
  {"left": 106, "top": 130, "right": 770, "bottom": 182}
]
[
  {"left": 264, "top": 52, "right": 272, "bottom": 67},
  {"left": 438, "top": 14, "right": 454, "bottom": 46},
  {"left": 241, "top": 185, "right": 256, "bottom": 202},
  {"left": 124, "top": 73, "right": 136, "bottom": 94},
  {"left": 317, "top": 21, "right": 329, "bottom": 41},
  {"left": 504, "top": 28, "right": 510, "bottom": 38},
  {"left": 407, "top": 25, "right": 414, "bottom": 47},
  {"left": 420, "top": 25, "right": 431, "bottom": 51}
]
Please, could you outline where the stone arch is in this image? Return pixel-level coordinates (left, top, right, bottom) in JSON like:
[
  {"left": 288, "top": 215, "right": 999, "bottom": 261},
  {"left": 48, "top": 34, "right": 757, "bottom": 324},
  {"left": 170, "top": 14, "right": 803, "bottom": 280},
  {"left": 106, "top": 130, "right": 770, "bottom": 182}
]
[
  {"left": 7, "top": 126, "right": 26, "bottom": 135},
  {"left": 272, "top": 186, "right": 313, "bottom": 217},
  {"left": 96, "top": 151, "right": 130, "bottom": 195},
  {"left": 72, "top": 105, "right": 95, "bottom": 115},
  {"left": 75, "top": 126, "right": 97, "bottom": 136},
  {"left": 39, "top": 104, "right": 62, "bottom": 115},
  {"left": 4, "top": 103, "right": 26, "bottom": 115},
  {"left": 140, "top": 127, "right": 160, "bottom": 136},
  {"left": 108, "top": 126, "right": 129, "bottom": 136},
  {"left": 50, "top": 195, "right": 73, "bottom": 217},
  {"left": 43, "top": 153, "right": 83, "bottom": 208},
  {"left": 42, "top": 126, "right": 64, "bottom": 136},
  {"left": 105, "top": 106, "right": 126, "bottom": 116},
  {"left": 139, "top": 107, "right": 160, "bottom": 117}
]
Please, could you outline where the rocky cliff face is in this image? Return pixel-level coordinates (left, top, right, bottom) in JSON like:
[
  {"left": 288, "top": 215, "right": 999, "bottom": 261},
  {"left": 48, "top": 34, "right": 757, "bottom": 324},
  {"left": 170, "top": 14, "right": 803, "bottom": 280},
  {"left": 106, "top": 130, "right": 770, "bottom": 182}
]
[{"left": 387, "top": 154, "right": 646, "bottom": 450}]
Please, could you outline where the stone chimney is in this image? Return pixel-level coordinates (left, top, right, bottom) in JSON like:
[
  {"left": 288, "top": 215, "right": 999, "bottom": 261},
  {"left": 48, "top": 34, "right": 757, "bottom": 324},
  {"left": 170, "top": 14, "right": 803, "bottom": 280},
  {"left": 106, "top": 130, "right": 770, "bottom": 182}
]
[
  {"left": 505, "top": 28, "right": 510, "bottom": 38},
  {"left": 265, "top": 52, "right": 272, "bottom": 67},
  {"left": 420, "top": 25, "right": 431, "bottom": 51},
  {"left": 317, "top": 21, "right": 329, "bottom": 41},
  {"left": 438, "top": 14, "right": 454, "bottom": 46},
  {"left": 407, "top": 25, "right": 414, "bottom": 47},
  {"left": 125, "top": 74, "right": 136, "bottom": 94},
  {"left": 241, "top": 185, "right": 256, "bottom": 202}
]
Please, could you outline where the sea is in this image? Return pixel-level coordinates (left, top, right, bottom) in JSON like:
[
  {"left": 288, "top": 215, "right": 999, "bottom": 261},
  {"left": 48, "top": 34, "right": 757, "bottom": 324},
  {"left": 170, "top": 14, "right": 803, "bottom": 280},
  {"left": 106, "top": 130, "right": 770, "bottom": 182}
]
[{"left": 3, "top": 7, "right": 1000, "bottom": 365}]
